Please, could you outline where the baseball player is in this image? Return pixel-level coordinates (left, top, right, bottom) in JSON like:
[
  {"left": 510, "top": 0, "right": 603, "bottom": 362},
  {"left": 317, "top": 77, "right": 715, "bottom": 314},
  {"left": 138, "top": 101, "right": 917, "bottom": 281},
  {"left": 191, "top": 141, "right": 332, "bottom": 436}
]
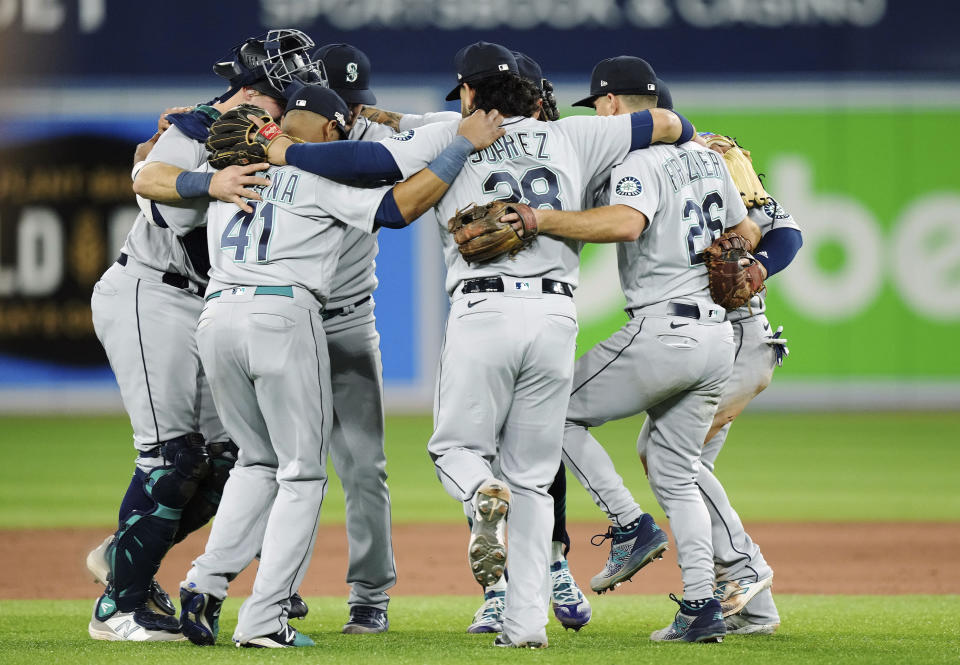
[
  {"left": 86, "top": 30, "right": 321, "bottom": 642},
  {"left": 556, "top": 75, "right": 802, "bottom": 636},
  {"left": 175, "top": 85, "right": 506, "bottom": 648},
  {"left": 241, "top": 40, "right": 691, "bottom": 647},
  {"left": 511, "top": 56, "right": 764, "bottom": 643}
]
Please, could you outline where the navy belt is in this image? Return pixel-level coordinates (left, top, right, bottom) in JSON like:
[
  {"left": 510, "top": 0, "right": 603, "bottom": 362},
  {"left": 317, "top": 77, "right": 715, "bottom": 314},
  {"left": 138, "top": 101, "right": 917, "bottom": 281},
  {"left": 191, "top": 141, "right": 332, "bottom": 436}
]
[
  {"left": 629, "top": 302, "right": 704, "bottom": 320},
  {"left": 322, "top": 295, "right": 371, "bottom": 321},
  {"left": 117, "top": 253, "right": 191, "bottom": 291},
  {"left": 461, "top": 277, "right": 573, "bottom": 297}
]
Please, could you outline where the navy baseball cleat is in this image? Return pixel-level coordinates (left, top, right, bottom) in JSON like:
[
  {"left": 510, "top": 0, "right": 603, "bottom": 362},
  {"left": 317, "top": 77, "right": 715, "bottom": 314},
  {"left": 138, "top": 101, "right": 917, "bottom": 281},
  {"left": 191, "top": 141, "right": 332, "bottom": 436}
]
[
  {"left": 179, "top": 583, "right": 223, "bottom": 646},
  {"left": 589, "top": 513, "right": 669, "bottom": 593},
  {"left": 342, "top": 605, "right": 389, "bottom": 634},
  {"left": 236, "top": 624, "right": 315, "bottom": 648},
  {"left": 550, "top": 560, "right": 592, "bottom": 630},
  {"left": 650, "top": 594, "right": 725, "bottom": 643},
  {"left": 288, "top": 592, "right": 309, "bottom": 620}
]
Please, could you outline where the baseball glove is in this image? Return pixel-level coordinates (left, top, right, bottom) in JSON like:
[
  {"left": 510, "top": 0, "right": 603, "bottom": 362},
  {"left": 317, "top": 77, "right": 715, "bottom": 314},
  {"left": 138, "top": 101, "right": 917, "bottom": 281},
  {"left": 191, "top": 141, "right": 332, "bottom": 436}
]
[
  {"left": 206, "top": 104, "right": 291, "bottom": 169},
  {"left": 701, "top": 133, "right": 770, "bottom": 209},
  {"left": 701, "top": 232, "right": 765, "bottom": 310},
  {"left": 448, "top": 201, "right": 538, "bottom": 264}
]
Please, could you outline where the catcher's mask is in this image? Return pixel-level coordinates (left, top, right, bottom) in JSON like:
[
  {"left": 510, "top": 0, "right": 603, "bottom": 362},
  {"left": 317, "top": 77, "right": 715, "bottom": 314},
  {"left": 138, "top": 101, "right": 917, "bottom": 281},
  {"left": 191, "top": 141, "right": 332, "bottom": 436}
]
[{"left": 213, "top": 29, "right": 327, "bottom": 102}]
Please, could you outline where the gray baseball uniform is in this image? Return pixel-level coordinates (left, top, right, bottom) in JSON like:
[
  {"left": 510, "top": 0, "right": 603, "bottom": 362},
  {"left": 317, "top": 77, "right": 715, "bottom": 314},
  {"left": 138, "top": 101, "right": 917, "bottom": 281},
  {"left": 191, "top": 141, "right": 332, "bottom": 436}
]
[
  {"left": 93, "top": 125, "right": 226, "bottom": 464},
  {"left": 382, "top": 113, "right": 639, "bottom": 645},
  {"left": 183, "top": 163, "right": 386, "bottom": 642},
  {"left": 561, "top": 141, "right": 746, "bottom": 603},
  {"left": 321, "top": 115, "right": 398, "bottom": 612}
]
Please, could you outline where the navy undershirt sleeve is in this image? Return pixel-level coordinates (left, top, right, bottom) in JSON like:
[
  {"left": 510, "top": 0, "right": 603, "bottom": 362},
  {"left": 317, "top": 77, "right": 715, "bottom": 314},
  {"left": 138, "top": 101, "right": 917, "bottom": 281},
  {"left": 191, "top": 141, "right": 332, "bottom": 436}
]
[
  {"left": 285, "top": 141, "right": 403, "bottom": 185},
  {"left": 753, "top": 227, "right": 803, "bottom": 277},
  {"left": 373, "top": 189, "right": 407, "bottom": 229}
]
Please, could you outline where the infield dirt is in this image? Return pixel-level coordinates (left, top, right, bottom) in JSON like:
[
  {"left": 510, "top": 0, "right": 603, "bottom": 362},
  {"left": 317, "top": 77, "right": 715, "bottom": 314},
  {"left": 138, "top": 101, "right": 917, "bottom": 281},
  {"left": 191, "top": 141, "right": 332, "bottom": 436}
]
[{"left": 2, "top": 522, "right": 957, "bottom": 599}]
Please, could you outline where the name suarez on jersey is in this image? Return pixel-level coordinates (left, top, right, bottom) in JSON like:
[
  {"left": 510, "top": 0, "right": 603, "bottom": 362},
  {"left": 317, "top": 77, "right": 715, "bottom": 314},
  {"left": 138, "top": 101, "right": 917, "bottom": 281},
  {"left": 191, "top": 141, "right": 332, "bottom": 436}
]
[
  {"left": 468, "top": 130, "right": 550, "bottom": 165},
  {"left": 661, "top": 148, "right": 724, "bottom": 193}
]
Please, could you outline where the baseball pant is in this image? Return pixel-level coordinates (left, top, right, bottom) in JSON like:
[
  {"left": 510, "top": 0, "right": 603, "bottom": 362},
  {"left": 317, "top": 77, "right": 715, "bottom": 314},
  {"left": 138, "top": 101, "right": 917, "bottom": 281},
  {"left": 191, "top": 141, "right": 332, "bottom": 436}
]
[
  {"left": 428, "top": 288, "right": 578, "bottom": 645},
  {"left": 564, "top": 313, "right": 734, "bottom": 601},
  {"left": 187, "top": 287, "right": 333, "bottom": 642},
  {"left": 323, "top": 299, "right": 397, "bottom": 611}
]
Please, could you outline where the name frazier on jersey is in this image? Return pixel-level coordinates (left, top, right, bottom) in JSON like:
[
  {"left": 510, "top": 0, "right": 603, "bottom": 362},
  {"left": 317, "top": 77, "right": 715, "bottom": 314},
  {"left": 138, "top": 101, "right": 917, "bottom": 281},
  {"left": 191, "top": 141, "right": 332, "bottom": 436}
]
[
  {"left": 468, "top": 130, "right": 550, "bottom": 165},
  {"left": 662, "top": 149, "right": 725, "bottom": 192}
]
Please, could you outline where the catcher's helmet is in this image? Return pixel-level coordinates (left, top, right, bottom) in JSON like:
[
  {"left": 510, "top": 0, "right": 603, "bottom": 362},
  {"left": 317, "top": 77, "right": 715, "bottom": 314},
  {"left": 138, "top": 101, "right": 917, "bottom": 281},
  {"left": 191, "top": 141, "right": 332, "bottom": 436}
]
[{"left": 213, "top": 29, "right": 327, "bottom": 101}]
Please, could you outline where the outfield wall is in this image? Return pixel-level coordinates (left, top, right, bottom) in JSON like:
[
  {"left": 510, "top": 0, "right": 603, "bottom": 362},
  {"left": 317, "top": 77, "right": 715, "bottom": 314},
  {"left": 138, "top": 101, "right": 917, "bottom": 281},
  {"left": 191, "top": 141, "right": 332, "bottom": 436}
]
[{"left": 0, "top": 80, "right": 957, "bottom": 412}]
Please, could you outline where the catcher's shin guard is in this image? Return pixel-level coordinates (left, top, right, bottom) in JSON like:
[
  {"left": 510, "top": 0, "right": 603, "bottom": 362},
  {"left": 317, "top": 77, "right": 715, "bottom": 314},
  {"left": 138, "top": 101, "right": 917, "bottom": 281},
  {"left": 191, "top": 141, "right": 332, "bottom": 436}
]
[
  {"left": 173, "top": 440, "right": 238, "bottom": 544},
  {"left": 109, "top": 433, "right": 210, "bottom": 611}
]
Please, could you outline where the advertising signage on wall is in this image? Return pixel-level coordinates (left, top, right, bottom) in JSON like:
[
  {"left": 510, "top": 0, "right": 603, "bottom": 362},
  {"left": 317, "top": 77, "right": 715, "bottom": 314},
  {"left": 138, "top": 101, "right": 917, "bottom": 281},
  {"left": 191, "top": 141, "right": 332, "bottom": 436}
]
[{"left": 0, "top": 0, "right": 958, "bottom": 79}]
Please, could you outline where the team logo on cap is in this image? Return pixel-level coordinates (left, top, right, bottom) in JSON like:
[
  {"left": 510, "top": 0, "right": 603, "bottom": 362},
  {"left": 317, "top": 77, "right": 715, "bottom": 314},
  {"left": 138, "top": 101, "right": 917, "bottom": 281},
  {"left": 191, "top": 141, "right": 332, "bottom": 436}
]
[
  {"left": 615, "top": 176, "right": 642, "bottom": 196},
  {"left": 600, "top": 79, "right": 608, "bottom": 87},
  {"left": 295, "top": 99, "right": 307, "bottom": 107},
  {"left": 335, "top": 111, "right": 346, "bottom": 126},
  {"left": 391, "top": 129, "right": 415, "bottom": 141},
  {"left": 346, "top": 62, "right": 359, "bottom": 83}
]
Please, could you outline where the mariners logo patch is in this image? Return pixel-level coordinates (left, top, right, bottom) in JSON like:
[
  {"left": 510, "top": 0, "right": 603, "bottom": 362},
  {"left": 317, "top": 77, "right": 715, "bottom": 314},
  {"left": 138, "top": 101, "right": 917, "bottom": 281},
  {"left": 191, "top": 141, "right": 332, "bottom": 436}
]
[
  {"left": 391, "top": 130, "right": 415, "bottom": 141},
  {"left": 615, "top": 176, "right": 642, "bottom": 196},
  {"left": 762, "top": 196, "right": 789, "bottom": 220}
]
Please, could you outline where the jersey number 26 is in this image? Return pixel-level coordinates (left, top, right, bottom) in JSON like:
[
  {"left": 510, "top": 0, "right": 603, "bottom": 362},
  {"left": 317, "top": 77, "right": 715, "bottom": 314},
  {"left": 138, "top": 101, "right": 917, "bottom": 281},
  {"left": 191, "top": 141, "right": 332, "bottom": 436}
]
[{"left": 685, "top": 191, "right": 724, "bottom": 266}]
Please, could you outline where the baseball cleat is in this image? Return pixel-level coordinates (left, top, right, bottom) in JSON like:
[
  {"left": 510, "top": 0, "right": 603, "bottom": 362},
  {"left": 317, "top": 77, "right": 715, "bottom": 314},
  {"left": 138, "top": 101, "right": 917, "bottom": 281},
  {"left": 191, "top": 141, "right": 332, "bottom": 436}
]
[
  {"left": 714, "top": 574, "right": 774, "bottom": 617},
  {"left": 467, "top": 589, "right": 505, "bottom": 634},
  {"left": 589, "top": 513, "right": 669, "bottom": 594},
  {"left": 88, "top": 593, "right": 186, "bottom": 642},
  {"left": 724, "top": 613, "right": 780, "bottom": 635},
  {"left": 288, "top": 592, "right": 309, "bottom": 620},
  {"left": 86, "top": 534, "right": 175, "bottom": 616},
  {"left": 493, "top": 634, "right": 547, "bottom": 649},
  {"left": 179, "top": 583, "right": 223, "bottom": 646},
  {"left": 236, "top": 624, "right": 315, "bottom": 648},
  {"left": 550, "top": 560, "right": 591, "bottom": 631},
  {"left": 468, "top": 480, "right": 510, "bottom": 588},
  {"left": 649, "top": 594, "right": 725, "bottom": 643},
  {"left": 342, "top": 605, "right": 389, "bottom": 634}
]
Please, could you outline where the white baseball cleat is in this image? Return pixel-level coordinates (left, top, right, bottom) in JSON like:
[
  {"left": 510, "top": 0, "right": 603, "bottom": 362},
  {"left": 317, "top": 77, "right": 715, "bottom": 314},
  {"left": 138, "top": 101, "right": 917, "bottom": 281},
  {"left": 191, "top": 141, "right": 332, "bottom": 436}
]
[
  {"left": 714, "top": 574, "right": 774, "bottom": 617},
  {"left": 88, "top": 594, "right": 185, "bottom": 642},
  {"left": 724, "top": 613, "right": 780, "bottom": 635},
  {"left": 468, "top": 480, "right": 511, "bottom": 588}
]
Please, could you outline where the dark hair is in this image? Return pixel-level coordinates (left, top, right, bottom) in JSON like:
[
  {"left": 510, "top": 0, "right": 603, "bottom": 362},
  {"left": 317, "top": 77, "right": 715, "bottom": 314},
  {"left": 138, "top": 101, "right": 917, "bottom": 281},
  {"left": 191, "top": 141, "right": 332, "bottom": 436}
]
[
  {"left": 540, "top": 78, "right": 560, "bottom": 121},
  {"left": 470, "top": 73, "right": 541, "bottom": 118}
]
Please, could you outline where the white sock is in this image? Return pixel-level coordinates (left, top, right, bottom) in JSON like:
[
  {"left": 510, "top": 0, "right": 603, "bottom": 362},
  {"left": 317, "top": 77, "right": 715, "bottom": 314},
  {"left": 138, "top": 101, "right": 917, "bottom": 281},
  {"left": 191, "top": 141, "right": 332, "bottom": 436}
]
[
  {"left": 551, "top": 541, "right": 565, "bottom": 564},
  {"left": 485, "top": 577, "right": 507, "bottom": 593}
]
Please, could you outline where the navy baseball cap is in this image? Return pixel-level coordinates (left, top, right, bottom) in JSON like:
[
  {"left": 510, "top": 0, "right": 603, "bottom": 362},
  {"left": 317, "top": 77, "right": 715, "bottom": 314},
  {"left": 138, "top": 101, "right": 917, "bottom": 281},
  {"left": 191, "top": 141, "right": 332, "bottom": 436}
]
[
  {"left": 314, "top": 43, "right": 377, "bottom": 106},
  {"left": 656, "top": 78, "right": 673, "bottom": 110},
  {"left": 513, "top": 51, "right": 544, "bottom": 90},
  {"left": 285, "top": 84, "right": 350, "bottom": 134},
  {"left": 572, "top": 56, "right": 659, "bottom": 108},
  {"left": 445, "top": 41, "right": 518, "bottom": 101}
]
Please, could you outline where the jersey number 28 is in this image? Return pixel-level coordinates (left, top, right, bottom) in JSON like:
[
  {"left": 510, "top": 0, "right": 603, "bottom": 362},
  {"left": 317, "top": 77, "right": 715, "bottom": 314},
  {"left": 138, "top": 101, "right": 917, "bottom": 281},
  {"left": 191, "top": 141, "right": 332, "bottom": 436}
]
[
  {"left": 482, "top": 166, "right": 564, "bottom": 210},
  {"left": 685, "top": 191, "right": 724, "bottom": 266},
  {"left": 221, "top": 203, "right": 275, "bottom": 263}
]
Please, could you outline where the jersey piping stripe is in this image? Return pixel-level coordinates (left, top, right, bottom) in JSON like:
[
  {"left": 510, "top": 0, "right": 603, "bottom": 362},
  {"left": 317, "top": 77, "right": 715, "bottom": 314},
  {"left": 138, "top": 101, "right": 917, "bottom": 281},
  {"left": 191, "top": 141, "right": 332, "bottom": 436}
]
[
  {"left": 561, "top": 449, "right": 618, "bottom": 523},
  {"left": 732, "top": 322, "right": 745, "bottom": 362},
  {"left": 135, "top": 280, "right": 161, "bottom": 444},
  {"left": 697, "top": 480, "right": 761, "bottom": 582},
  {"left": 569, "top": 319, "right": 644, "bottom": 397},
  {"left": 430, "top": 316, "right": 468, "bottom": 495}
]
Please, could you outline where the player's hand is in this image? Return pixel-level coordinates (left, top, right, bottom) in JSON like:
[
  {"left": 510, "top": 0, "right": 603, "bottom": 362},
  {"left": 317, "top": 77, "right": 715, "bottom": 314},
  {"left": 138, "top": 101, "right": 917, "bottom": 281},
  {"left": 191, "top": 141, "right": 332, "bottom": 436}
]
[
  {"left": 498, "top": 208, "right": 539, "bottom": 239},
  {"left": 458, "top": 109, "right": 506, "bottom": 150},
  {"left": 158, "top": 106, "right": 192, "bottom": 133},
  {"left": 246, "top": 114, "right": 293, "bottom": 165},
  {"left": 209, "top": 163, "right": 270, "bottom": 213},
  {"left": 133, "top": 132, "right": 162, "bottom": 163},
  {"left": 765, "top": 325, "right": 789, "bottom": 366}
]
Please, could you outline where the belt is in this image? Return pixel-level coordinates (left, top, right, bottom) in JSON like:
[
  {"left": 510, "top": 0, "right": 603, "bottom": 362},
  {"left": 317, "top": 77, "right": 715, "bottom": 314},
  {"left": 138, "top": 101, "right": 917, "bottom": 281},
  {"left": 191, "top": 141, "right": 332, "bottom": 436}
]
[
  {"left": 460, "top": 276, "right": 573, "bottom": 297},
  {"left": 205, "top": 285, "right": 294, "bottom": 301},
  {"left": 629, "top": 300, "right": 725, "bottom": 323},
  {"left": 322, "top": 295, "right": 371, "bottom": 321},
  {"left": 118, "top": 253, "right": 195, "bottom": 292}
]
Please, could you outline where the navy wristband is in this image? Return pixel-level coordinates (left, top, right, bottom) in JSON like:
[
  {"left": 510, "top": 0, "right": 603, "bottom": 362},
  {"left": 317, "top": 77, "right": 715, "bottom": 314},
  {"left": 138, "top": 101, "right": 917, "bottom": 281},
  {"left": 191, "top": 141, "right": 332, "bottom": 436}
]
[
  {"left": 674, "top": 112, "right": 695, "bottom": 145},
  {"left": 629, "top": 110, "right": 654, "bottom": 151},
  {"left": 175, "top": 171, "right": 214, "bottom": 199},
  {"left": 427, "top": 135, "right": 475, "bottom": 184}
]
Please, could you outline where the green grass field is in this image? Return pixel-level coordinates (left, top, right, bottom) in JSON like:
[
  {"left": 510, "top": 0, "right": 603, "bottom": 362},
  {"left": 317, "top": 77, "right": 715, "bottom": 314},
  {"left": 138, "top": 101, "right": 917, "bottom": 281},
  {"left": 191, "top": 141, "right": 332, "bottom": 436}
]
[
  {"left": 1, "top": 596, "right": 958, "bottom": 664},
  {"left": 1, "top": 412, "right": 958, "bottom": 528},
  {"left": 1, "top": 412, "right": 958, "bottom": 664}
]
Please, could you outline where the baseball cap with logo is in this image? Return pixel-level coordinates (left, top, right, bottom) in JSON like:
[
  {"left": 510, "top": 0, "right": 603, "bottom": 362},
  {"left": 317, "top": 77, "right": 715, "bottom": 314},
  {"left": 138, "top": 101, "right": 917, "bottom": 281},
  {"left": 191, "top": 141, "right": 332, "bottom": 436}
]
[
  {"left": 445, "top": 41, "right": 519, "bottom": 101},
  {"left": 314, "top": 43, "right": 377, "bottom": 105},
  {"left": 285, "top": 84, "right": 350, "bottom": 135},
  {"left": 572, "top": 56, "right": 658, "bottom": 108}
]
